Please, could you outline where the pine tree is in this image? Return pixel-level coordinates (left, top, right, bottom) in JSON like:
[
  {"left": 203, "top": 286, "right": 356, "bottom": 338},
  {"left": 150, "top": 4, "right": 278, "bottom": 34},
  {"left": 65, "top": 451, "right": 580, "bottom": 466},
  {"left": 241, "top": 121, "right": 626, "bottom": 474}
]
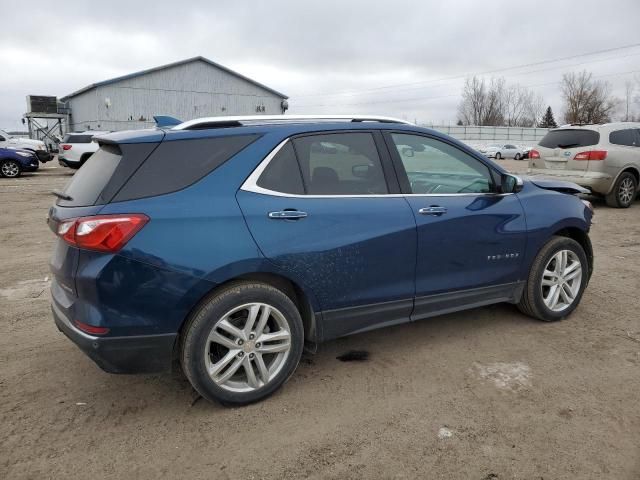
[{"left": 539, "top": 106, "right": 558, "bottom": 128}]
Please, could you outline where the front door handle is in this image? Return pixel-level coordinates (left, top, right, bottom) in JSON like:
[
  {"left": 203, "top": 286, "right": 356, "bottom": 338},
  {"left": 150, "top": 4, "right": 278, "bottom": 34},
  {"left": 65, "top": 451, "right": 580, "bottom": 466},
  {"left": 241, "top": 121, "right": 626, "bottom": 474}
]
[
  {"left": 268, "top": 210, "right": 308, "bottom": 220},
  {"left": 418, "top": 206, "right": 447, "bottom": 216}
]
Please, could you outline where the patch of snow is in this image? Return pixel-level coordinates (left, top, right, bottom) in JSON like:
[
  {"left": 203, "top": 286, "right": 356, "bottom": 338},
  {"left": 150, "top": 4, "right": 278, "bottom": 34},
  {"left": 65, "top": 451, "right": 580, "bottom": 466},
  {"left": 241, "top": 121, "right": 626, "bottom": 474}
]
[
  {"left": 438, "top": 427, "right": 453, "bottom": 439},
  {"left": 473, "top": 361, "right": 531, "bottom": 391}
]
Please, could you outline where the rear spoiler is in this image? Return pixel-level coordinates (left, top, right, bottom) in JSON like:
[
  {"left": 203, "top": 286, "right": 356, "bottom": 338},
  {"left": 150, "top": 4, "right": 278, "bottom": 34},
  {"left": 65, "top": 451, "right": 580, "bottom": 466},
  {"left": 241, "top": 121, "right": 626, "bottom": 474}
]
[{"left": 153, "top": 115, "right": 182, "bottom": 127}]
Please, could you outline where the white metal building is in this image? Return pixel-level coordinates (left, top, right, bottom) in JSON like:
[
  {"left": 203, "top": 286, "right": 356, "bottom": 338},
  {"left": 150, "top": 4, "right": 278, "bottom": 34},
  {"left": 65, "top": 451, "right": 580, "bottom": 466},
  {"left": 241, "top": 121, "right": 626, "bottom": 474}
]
[{"left": 59, "top": 56, "right": 288, "bottom": 132}]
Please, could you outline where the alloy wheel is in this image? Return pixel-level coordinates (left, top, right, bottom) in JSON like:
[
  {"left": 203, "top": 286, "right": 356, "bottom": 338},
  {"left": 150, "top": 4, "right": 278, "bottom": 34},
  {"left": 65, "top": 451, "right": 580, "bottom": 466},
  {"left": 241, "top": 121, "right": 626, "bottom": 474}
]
[
  {"left": 618, "top": 177, "right": 635, "bottom": 205},
  {"left": 1, "top": 161, "right": 19, "bottom": 178},
  {"left": 541, "top": 250, "right": 582, "bottom": 312},
  {"left": 204, "top": 302, "right": 292, "bottom": 393}
]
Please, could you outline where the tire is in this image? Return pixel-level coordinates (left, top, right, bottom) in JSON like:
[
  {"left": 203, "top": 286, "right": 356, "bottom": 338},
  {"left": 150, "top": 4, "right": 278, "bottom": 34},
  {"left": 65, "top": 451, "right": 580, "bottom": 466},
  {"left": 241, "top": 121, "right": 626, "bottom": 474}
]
[
  {"left": 514, "top": 153, "right": 521, "bottom": 160},
  {"left": 1, "top": 160, "right": 21, "bottom": 178},
  {"left": 518, "top": 236, "right": 588, "bottom": 322},
  {"left": 495, "top": 152, "right": 502, "bottom": 160},
  {"left": 181, "top": 281, "right": 304, "bottom": 406},
  {"left": 605, "top": 172, "right": 637, "bottom": 208}
]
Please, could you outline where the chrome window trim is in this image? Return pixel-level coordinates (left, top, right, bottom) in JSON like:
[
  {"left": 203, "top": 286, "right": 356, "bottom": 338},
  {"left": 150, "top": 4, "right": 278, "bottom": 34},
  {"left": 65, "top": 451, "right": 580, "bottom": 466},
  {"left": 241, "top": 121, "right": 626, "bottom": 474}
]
[{"left": 240, "top": 139, "right": 517, "bottom": 199}]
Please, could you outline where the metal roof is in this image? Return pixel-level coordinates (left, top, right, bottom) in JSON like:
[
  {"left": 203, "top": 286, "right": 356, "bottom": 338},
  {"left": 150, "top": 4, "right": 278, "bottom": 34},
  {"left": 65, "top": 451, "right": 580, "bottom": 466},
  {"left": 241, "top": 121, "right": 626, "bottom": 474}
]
[{"left": 59, "top": 56, "right": 288, "bottom": 101}]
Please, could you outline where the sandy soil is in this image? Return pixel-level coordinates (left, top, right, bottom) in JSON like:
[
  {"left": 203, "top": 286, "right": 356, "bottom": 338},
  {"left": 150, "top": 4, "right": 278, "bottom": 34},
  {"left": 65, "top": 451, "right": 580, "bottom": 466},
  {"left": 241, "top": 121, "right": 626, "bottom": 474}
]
[{"left": 1, "top": 161, "right": 639, "bottom": 479}]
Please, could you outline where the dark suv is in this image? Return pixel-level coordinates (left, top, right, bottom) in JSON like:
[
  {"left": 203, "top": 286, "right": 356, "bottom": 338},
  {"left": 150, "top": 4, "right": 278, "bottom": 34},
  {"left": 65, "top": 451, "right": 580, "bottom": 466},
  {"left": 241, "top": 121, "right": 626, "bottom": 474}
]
[{"left": 49, "top": 115, "right": 594, "bottom": 405}]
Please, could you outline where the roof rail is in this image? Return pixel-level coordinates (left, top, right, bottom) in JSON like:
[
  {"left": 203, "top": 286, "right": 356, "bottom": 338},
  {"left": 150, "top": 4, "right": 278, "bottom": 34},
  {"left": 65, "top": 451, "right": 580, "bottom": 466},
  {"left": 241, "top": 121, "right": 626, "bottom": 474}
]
[{"left": 172, "top": 115, "right": 412, "bottom": 130}]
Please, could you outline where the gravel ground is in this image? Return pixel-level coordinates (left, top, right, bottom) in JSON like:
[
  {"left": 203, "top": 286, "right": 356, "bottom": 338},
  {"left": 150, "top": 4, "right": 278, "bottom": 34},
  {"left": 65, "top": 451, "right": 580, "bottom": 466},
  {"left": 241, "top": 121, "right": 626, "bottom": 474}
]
[{"left": 1, "top": 161, "right": 639, "bottom": 479}]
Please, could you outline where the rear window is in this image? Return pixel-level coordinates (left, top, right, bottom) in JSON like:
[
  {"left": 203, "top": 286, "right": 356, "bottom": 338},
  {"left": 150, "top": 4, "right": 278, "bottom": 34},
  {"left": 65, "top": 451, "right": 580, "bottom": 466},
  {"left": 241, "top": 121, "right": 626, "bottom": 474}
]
[
  {"left": 58, "top": 145, "right": 123, "bottom": 207},
  {"left": 538, "top": 129, "right": 600, "bottom": 149},
  {"left": 62, "top": 134, "right": 94, "bottom": 144}
]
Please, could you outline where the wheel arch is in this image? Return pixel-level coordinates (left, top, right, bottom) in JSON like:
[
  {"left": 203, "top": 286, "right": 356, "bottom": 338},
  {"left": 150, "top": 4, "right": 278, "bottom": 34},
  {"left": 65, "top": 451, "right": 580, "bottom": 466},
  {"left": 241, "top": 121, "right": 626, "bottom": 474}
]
[
  {"left": 607, "top": 166, "right": 640, "bottom": 195},
  {"left": 177, "top": 271, "right": 321, "bottom": 355},
  {"left": 552, "top": 227, "right": 593, "bottom": 279}
]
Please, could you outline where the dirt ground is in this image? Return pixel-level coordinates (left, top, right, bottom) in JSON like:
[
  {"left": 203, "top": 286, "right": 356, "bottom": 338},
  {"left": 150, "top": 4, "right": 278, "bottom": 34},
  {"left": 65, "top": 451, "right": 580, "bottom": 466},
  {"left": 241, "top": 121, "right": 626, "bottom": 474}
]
[{"left": 1, "top": 160, "right": 639, "bottom": 479}]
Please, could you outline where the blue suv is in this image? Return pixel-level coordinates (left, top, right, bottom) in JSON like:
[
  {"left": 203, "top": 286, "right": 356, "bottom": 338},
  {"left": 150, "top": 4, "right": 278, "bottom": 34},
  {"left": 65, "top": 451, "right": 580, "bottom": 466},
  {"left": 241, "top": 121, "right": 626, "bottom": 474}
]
[{"left": 49, "top": 115, "right": 594, "bottom": 405}]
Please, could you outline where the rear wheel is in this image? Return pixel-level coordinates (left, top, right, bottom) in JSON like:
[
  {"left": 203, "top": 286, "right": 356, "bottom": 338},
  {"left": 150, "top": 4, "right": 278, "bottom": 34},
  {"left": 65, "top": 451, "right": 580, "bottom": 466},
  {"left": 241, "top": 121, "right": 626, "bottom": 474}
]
[
  {"left": 181, "top": 282, "right": 304, "bottom": 405},
  {"left": 605, "top": 172, "right": 637, "bottom": 208},
  {"left": 0, "top": 160, "right": 21, "bottom": 178},
  {"left": 518, "top": 236, "right": 588, "bottom": 321}
]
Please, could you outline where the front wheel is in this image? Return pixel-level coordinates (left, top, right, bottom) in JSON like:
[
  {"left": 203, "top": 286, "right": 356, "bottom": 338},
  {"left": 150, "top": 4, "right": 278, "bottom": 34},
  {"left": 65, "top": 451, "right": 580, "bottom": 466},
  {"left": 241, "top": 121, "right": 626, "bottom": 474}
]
[
  {"left": 605, "top": 172, "right": 637, "bottom": 208},
  {"left": 495, "top": 152, "right": 502, "bottom": 160},
  {"left": 514, "top": 153, "right": 522, "bottom": 160},
  {"left": 1, "top": 160, "right": 21, "bottom": 178},
  {"left": 518, "top": 236, "right": 588, "bottom": 321},
  {"left": 181, "top": 282, "right": 304, "bottom": 405}
]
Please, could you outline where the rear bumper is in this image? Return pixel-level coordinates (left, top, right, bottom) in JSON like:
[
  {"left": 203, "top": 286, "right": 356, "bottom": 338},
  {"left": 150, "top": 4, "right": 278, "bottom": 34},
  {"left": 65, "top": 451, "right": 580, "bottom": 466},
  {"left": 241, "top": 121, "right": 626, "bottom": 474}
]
[
  {"left": 52, "top": 301, "right": 176, "bottom": 374},
  {"left": 527, "top": 168, "right": 612, "bottom": 194},
  {"left": 58, "top": 158, "right": 81, "bottom": 169}
]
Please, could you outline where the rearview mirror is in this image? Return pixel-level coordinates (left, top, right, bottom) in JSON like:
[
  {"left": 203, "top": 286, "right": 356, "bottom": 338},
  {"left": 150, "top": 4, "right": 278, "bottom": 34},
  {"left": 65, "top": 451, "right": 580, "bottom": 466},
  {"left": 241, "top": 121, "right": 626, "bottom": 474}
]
[{"left": 501, "top": 174, "right": 523, "bottom": 193}]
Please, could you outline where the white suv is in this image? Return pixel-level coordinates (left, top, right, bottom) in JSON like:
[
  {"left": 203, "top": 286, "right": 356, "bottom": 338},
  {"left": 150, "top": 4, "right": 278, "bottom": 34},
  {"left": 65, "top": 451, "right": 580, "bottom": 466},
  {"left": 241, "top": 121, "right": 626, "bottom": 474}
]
[
  {"left": 58, "top": 131, "right": 109, "bottom": 169},
  {"left": 0, "top": 129, "right": 50, "bottom": 162},
  {"left": 528, "top": 123, "right": 640, "bottom": 208}
]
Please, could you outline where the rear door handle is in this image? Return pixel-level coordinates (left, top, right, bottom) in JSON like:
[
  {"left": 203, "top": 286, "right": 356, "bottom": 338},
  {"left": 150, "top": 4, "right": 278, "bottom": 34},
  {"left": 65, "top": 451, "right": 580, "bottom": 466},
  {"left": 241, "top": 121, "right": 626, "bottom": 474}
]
[
  {"left": 418, "top": 206, "right": 447, "bottom": 216},
  {"left": 268, "top": 210, "right": 308, "bottom": 220}
]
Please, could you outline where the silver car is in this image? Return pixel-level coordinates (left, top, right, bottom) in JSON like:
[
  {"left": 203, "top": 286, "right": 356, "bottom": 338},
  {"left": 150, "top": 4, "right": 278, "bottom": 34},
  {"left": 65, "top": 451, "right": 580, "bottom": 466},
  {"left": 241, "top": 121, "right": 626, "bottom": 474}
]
[
  {"left": 528, "top": 122, "right": 640, "bottom": 208},
  {"left": 478, "top": 143, "right": 525, "bottom": 160}
]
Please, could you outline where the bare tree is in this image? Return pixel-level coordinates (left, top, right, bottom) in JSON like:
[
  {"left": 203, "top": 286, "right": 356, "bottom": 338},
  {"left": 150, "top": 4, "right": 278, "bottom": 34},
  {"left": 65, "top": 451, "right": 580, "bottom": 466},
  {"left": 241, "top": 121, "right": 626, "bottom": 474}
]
[
  {"left": 458, "top": 76, "right": 543, "bottom": 126},
  {"left": 561, "top": 71, "right": 617, "bottom": 124}
]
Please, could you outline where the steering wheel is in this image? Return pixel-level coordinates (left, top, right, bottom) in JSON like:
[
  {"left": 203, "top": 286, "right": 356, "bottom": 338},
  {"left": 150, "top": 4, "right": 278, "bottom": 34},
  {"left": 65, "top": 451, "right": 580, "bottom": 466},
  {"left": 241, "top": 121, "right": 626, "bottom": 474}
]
[{"left": 458, "top": 178, "right": 488, "bottom": 193}]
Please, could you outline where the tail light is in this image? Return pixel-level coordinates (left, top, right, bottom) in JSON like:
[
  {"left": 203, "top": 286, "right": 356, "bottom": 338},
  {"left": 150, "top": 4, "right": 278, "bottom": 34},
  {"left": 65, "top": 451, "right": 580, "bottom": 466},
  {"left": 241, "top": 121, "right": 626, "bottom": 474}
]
[
  {"left": 56, "top": 214, "right": 149, "bottom": 252},
  {"left": 529, "top": 149, "right": 540, "bottom": 159},
  {"left": 61, "top": 144, "right": 72, "bottom": 150},
  {"left": 574, "top": 150, "right": 607, "bottom": 161}
]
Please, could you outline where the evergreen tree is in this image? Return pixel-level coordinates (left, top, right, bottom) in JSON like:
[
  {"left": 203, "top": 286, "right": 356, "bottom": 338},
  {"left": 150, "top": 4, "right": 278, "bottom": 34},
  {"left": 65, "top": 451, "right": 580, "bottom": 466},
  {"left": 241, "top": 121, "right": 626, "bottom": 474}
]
[{"left": 539, "top": 106, "right": 558, "bottom": 128}]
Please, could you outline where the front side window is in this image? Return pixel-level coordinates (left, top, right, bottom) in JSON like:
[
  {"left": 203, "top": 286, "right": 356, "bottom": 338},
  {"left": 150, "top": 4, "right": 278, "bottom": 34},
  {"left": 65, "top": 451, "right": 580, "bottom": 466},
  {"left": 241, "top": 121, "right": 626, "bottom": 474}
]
[
  {"left": 292, "top": 133, "right": 388, "bottom": 195},
  {"left": 390, "top": 133, "right": 494, "bottom": 194}
]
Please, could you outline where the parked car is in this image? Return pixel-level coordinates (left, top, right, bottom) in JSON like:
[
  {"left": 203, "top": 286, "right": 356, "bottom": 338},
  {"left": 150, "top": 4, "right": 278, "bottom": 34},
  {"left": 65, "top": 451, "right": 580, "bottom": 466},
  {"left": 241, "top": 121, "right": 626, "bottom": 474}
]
[
  {"left": 528, "top": 122, "right": 640, "bottom": 208},
  {"left": 58, "top": 131, "right": 109, "bottom": 169},
  {"left": 0, "top": 147, "right": 40, "bottom": 177},
  {"left": 0, "top": 129, "right": 51, "bottom": 162},
  {"left": 48, "top": 115, "right": 594, "bottom": 405},
  {"left": 478, "top": 143, "right": 525, "bottom": 160}
]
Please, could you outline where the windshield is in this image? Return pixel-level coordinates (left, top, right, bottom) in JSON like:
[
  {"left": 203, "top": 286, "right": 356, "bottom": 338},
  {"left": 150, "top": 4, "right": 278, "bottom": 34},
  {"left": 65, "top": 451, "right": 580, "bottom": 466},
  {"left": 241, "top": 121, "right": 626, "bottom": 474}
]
[{"left": 539, "top": 129, "right": 600, "bottom": 149}]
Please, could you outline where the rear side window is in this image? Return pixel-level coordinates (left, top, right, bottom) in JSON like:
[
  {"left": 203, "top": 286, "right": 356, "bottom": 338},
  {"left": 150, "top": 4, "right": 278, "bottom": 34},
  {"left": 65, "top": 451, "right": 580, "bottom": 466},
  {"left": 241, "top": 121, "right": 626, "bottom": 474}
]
[
  {"left": 63, "top": 134, "right": 94, "bottom": 143},
  {"left": 609, "top": 129, "right": 638, "bottom": 147},
  {"left": 292, "top": 133, "right": 388, "bottom": 195},
  {"left": 58, "top": 145, "right": 123, "bottom": 206},
  {"left": 113, "top": 135, "right": 259, "bottom": 202},
  {"left": 257, "top": 143, "right": 304, "bottom": 194},
  {"left": 539, "top": 129, "right": 600, "bottom": 149}
]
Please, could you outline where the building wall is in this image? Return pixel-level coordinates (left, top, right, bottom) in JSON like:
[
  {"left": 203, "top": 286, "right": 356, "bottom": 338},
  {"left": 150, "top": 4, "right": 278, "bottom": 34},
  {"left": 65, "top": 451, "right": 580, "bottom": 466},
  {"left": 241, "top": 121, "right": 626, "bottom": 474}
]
[{"left": 66, "top": 60, "right": 285, "bottom": 132}]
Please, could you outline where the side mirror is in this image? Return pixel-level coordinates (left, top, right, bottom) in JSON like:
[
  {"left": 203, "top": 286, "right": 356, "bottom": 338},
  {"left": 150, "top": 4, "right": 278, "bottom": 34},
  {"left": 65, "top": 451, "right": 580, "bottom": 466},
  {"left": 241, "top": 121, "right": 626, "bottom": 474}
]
[
  {"left": 352, "top": 164, "right": 371, "bottom": 178},
  {"left": 401, "top": 147, "right": 415, "bottom": 157},
  {"left": 501, "top": 174, "right": 523, "bottom": 193}
]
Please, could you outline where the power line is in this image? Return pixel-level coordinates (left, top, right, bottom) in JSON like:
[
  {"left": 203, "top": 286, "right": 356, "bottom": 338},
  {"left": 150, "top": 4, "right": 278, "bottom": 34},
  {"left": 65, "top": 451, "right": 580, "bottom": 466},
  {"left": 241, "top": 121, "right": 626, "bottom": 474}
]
[
  {"left": 293, "top": 69, "right": 640, "bottom": 108},
  {"left": 291, "top": 42, "right": 640, "bottom": 99}
]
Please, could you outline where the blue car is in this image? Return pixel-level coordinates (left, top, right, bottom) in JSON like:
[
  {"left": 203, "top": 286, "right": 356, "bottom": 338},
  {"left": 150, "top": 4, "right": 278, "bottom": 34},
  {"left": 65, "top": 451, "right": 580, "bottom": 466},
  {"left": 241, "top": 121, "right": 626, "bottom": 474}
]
[
  {"left": 48, "top": 115, "right": 594, "bottom": 405},
  {"left": 0, "top": 147, "right": 40, "bottom": 177}
]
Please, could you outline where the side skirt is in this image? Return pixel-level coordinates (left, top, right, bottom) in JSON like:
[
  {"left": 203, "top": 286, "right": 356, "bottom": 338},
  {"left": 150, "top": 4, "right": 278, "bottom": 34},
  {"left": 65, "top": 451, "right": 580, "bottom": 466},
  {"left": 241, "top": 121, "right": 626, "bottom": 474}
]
[{"left": 318, "top": 282, "right": 524, "bottom": 342}]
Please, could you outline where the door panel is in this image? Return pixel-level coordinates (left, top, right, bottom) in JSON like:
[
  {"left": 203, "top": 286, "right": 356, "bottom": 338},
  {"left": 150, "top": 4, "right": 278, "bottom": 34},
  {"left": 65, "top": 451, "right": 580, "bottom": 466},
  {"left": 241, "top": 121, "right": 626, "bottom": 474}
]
[
  {"left": 404, "top": 193, "right": 527, "bottom": 299},
  {"left": 384, "top": 131, "right": 527, "bottom": 318},
  {"left": 237, "top": 191, "right": 417, "bottom": 312}
]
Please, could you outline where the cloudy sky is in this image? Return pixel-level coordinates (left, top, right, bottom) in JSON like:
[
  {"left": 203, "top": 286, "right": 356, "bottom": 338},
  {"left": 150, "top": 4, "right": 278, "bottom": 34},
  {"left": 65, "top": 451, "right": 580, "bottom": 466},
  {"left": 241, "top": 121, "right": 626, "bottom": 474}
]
[{"left": 1, "top": 0, "right": 639, "bottom": 130}]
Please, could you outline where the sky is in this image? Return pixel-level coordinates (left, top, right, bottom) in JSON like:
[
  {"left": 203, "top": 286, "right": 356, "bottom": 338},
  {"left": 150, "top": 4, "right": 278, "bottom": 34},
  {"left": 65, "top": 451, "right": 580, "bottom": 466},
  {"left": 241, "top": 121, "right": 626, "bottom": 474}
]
[{"left": 1, "top": 0, "right": 639, "bottom": 130}]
